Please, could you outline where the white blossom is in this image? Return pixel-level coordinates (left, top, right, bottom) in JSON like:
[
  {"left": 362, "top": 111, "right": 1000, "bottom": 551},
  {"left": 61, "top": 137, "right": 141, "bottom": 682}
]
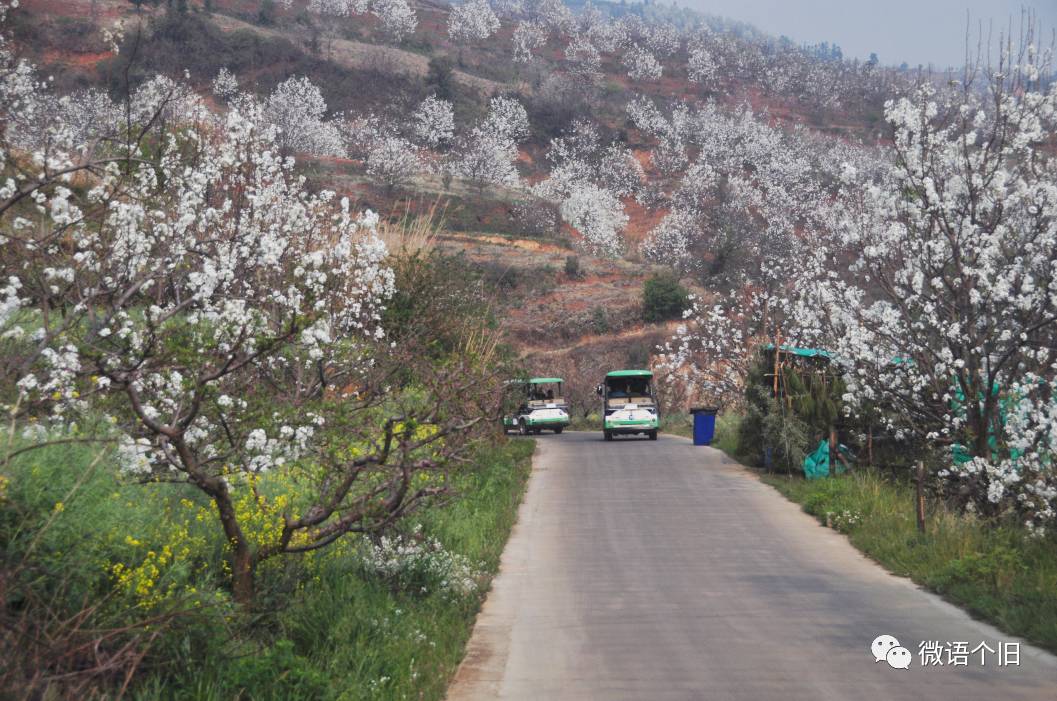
[
  {"left": 212, "top": 67, "right": 239, "bottom": 101},
  {"left": 261, "top": 76, "right": 345, "bottom": 157},
  {"left": 512, "top": 21, "right": 547, "bottom": 64},
  {"left": 411, "top": 95, "right": 454, "bottom": 148},
  {"left": 371, "top": 0, "right": 417, "bottom": 41},
  {"left": 622, "top": 44, "right": 662, "bottom": 81},
  {"left": 559, "top": 182, "right": 627, "bottom": 258},
  {"left": 447, "top": 0, "right": 500, "bottom": 43}
]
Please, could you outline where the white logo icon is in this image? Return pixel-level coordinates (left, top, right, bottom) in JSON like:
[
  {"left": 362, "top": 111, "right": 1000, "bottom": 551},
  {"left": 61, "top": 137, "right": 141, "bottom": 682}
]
[
  {"left": 886, "top": 646, "right": 912, "bottom": 669},
  {"left": 871, "top": 634, "right": 901, "bottom": 663}
]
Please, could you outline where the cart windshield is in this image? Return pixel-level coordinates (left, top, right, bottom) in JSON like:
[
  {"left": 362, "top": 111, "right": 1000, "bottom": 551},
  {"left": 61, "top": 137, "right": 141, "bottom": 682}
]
[
  {"left": 527, "top": 381, "right": 563, "bottom": 406},
  {"left": 605, "top": 377, "right": 653, "bottom": 408}
]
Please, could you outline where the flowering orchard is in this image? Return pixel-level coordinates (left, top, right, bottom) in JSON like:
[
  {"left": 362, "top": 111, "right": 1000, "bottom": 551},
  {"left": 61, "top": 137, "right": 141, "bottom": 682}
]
[
  {"left": 162, "top": 0, "right": 924, "bottom": 259},
  {"left": 0, "top": 6, "right": 504, "bottom": 604},
  {"left": 307, "top": 0, "right": 417, "bottom": 42},
  {"left": 787, "top": 47, "right": 1057, "bottom": 533},
  {"left": 643, "top": 97, "right": 877, "bottom": 407},
  {"left": 661, "top": 33, "right": 1057, "bottom": 532},
  {"left": 532, "top": 119, "right": 643, "bottom": 257}
]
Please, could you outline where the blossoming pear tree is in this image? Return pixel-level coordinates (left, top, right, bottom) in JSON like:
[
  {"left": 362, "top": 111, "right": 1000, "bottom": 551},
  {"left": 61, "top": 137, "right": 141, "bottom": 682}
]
[
  {"left": 622, "top": 44, "right": 663, "bottom": 82},
  {"left": 1, "top": 21, "right": 495, "bottom": 601},
  {"left": 447, "top": 0, "right": 500, "bottom": 45},
  {"left": 789, "top": 45, "right": 1057, "bottom": 532},
  {"left": 451, "top": 95, "right": 529, "bottom": 190}
]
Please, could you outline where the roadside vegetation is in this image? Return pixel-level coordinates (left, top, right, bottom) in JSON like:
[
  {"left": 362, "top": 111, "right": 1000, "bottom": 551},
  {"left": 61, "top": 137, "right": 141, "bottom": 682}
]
[
  {"left": 0, "top": 13, "right": 541, "bottom": 690},
  {"left": 762, "top": 470, "right": 1057, "bottom": 654},
  {"left": 715, "top": 349, "right": 1057, "bottom": 655},
  {"left": 2, "top": 428, "right": 534, "bottom": 699}
]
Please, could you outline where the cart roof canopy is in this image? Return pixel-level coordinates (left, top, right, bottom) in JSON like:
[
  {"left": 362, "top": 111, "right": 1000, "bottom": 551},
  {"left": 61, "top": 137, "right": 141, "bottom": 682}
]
[
  {"left": 606, "top": 370, "right": 653, "bottom": 378},
  {"left": 529, "top": 377, "right": 563, "bottom": 384}
]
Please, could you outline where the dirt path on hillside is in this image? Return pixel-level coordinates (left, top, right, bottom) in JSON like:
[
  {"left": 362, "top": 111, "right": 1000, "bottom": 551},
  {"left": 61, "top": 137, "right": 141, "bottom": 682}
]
[
  {"left": 208, "top": 13, "right": 505, "bottom": 94},
  {"left": 519, "top": 322, "right": 677, "bottom": 358}
]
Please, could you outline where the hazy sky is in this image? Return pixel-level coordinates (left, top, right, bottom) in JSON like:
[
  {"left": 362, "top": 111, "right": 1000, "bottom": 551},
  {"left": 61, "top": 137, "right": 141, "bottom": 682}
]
[{"left": 682, "top": 0, "right": 1057, "bottom": 69}]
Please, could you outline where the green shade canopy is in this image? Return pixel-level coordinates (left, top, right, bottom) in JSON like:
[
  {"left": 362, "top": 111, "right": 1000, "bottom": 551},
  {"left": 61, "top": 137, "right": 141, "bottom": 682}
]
[
  {"left": 605, "top": 369, "right": 654, "bottom": 378},
  {"left": 762, "top": 343, "right": 832, "bottom": 359},
  {"left": 529, "top": 377, "right": 563, "bottom": 384}
]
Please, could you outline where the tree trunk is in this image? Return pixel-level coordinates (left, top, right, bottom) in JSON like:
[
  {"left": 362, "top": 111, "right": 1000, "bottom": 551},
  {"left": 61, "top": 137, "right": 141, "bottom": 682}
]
[
  {"left": 867, "top": 426, "right": 873, "bottom": 467},
  {"left": 171, "top": 436, "right": 257, "bottom": 604},
  {"left": 232, "top": 545, "right": 255, "bottom": 605},
  {"left": 915, "top": 460, "right": 927, "bottom": 534},
  {"left": 962, "top": 370, "right": 992, "bottom": 461},
  {"left": 828, "top": 427, "right": 837, "bottom": 477},
  {"left": 212, "top": 490, "right": 255, "bottom": 604}
]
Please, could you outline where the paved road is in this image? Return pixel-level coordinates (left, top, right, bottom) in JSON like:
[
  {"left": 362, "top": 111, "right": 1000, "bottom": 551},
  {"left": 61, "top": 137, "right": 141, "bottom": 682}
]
[{"left": 448, "top": 432, "right": 1057, "bottom": 700}]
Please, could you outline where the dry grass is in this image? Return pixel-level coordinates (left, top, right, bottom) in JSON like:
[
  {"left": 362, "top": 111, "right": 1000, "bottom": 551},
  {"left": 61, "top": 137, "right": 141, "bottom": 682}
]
[{"left": 377, "top": 201, "right": 442, "bottom": 256}]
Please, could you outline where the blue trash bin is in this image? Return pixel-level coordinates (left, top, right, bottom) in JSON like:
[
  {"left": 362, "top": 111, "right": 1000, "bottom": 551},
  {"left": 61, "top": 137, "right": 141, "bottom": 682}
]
[{"left": 690, "top": 407, "right": 718, "bottom": 446}]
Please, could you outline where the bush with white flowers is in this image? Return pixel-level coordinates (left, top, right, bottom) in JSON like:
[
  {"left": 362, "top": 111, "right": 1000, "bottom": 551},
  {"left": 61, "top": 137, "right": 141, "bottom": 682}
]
[{"left": 360, "top": 528, "right": 484, "bottom": 599}]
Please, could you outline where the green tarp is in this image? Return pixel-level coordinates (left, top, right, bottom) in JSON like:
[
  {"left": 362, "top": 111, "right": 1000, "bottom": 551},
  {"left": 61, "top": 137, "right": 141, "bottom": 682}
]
[{"left": 803, "top": 440, "right": 849, "bottom": 480}]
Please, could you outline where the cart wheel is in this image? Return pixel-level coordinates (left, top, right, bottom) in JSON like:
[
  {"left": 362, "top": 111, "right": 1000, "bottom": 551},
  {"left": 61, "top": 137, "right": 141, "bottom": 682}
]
[
  {"left": 604, "top": 430, "right": 613, "bottom": 441},
  {"left": 518, "top": 420, "right": 528, "bottom": 435},
  {"left": 648, "top": 430, "right": 658, "bottom": 441},
  {"left": 554, "top": 427, "right": 564, "bottom": 434}
]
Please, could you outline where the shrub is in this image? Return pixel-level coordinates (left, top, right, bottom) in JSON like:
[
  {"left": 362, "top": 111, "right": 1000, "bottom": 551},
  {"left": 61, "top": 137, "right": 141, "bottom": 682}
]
[
  {"left": 642, "top": 272, "right": 689, "bottom": 323},
  {"left": 426, "top": 56, "right": 456, "bottom": 101},
  {"left": 591, "top": 306, "right": 610, "bottom": 334},
  {"left": 0, "top": 431, "right": 229, "bottom": 698},
  {"left": 761, "top": 401, "right": 811, "bottom": 473},
  {"left": 564, "top": 255, "right": 581, "bottom": 278},
  {"left": 359, "top": 528, "right": 484, "bottom": 599},
  {"left": 257, "top": 0, "right": 278, "bottom": 25}
]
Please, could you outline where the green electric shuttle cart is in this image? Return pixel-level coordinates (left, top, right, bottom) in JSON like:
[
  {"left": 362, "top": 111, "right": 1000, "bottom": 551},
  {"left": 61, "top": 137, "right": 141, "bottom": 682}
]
[
  {"left": 502, "top": 378, "right": 571, "bottom": 435},
  {"left": 598, "top": 369, "right": 659, "bottom": 441}
]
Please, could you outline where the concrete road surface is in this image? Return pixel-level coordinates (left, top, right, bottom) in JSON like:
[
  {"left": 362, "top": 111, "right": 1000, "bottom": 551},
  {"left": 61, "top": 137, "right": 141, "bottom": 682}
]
[{"left": 447, "top": 432, "right": 1057, "bottom": 700}]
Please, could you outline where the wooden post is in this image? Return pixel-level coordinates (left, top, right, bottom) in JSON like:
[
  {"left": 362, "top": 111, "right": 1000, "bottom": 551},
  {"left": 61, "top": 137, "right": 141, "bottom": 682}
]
[
  {"left": 867, "top": 426, "right": 874, "bottom": 468},
  {"left": 828, "top": 427, "right": 837, "bottom": 478},
  {"left": 772, "top": 330, "right": 782, "bottom": 397},
  {"left": 915, "top": 460, "right": 927, "bottom": 534}
]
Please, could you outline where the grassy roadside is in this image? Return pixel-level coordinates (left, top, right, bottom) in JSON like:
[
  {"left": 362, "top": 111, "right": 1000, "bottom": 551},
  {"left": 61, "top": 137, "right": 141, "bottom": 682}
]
[
  {"left": 658, "top": 412, "right": 742, "bottom": 460},
  {"left": 761, "top": 469, "right": 1057, "bottom": 654},
  {"left": 1, "top": 434, "right": 536, "bottom": 700},
  {"left": 175, "top": 437, "right": 538, "bottom": 700}
]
